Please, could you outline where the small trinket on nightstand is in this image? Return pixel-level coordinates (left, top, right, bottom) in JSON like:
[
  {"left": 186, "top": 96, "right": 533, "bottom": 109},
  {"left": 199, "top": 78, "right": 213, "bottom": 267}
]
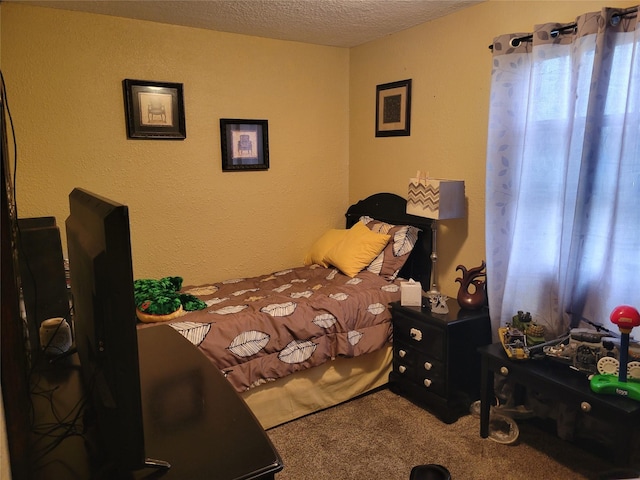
[
  {"left": 429, "top": 294, "right": 449, "bottom": 314},
  {"left": 455, "top": 261, "right": 487, "bottom": 310}
]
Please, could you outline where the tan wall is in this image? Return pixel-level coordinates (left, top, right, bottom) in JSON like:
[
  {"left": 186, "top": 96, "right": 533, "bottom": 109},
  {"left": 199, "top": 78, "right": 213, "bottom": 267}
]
[
  {"left": 349, "top": 0, "right": 636, "bottom": 297},
  {"left": 1, "top": 2, "right": 634, "bottom": 475},
  {"left": 2, "top": 1, "right": 634, "bottom": 291},
  {"left": 0, "top": 3, "right": 349, "bottom": 285}
]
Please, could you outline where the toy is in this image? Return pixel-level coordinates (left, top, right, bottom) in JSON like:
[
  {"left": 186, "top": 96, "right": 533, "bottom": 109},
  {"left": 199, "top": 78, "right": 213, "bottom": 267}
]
[
  {"left": 590, "top": 305, "right": 640, "bottom": 401},
  {"left": 511, "top": 310, "right": 547, "bottom": 346},
  {"left": 543, "top": 329, "right": 630, "bottom": 374},
  {"left": 134, "top": 276, "right": 207, "bottom": 322},
  {"left": 499, "top": 323, "right": 529, "bottom": 360},
  {"left": 499, "top": 311, "right": 552, "bottom": 360}
]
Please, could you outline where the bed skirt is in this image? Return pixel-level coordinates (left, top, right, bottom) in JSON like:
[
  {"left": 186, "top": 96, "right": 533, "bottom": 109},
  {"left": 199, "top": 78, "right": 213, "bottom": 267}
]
[{"left": 241, "top": 344, "right": 393, "bottom": 429}]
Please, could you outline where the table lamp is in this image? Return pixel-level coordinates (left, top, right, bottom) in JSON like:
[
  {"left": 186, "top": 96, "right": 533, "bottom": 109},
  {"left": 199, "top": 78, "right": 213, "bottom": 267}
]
[{"left": 407, "top": 173, "right": 465, "bottom": 298}]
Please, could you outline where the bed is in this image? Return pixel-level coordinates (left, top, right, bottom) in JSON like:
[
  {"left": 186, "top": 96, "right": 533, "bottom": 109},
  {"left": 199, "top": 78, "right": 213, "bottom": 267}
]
[{"left": 140, "top": 193, "right": 432, "bottom": 429}]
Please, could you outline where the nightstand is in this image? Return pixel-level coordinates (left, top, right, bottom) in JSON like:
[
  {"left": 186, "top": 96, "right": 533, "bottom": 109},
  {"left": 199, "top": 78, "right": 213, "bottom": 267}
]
[{"left": 389, "top": 298, "right": 492, "bottom": 423}]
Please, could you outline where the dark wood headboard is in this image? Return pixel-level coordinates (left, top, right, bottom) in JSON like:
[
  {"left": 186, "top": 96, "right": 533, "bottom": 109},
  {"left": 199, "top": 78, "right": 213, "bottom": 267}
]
[{"left": 345, "top": 192, "right": 433, "bottom": 291}]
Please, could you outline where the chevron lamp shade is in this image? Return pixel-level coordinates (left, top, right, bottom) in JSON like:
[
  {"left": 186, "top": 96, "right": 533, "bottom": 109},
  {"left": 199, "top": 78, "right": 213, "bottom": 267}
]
[{"left": 407, "top": 177, "right": 465, "bottom": 220}]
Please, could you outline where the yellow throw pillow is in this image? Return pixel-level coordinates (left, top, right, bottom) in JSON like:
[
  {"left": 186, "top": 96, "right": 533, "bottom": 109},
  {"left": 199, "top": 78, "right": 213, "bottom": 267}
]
[
  {"left": 304, "top": 229, "right": 349, "bottom": 267},
  {"left": 324, "top": 222, "right": 391, "bottom": 277}
]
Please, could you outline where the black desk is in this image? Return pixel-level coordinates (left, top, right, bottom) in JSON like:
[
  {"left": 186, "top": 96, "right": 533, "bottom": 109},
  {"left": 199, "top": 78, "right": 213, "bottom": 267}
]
[
  {"left": 30, "top": 325, "right": 283, "bottom": 479},
  {"left": 136, "top": 325, "right": 283, "bottom": 479},
  {"left": 479, "top": 343, "right": 640, "bottom": 466}
]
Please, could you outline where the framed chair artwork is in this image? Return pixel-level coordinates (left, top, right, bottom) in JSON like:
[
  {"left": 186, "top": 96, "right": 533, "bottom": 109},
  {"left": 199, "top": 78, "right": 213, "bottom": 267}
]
[
  {"left": 123, "top": 79, "right": 186, "bottom": 140},
  {"left": 220, "top": 119, "right": 269, "bottom": 171}
]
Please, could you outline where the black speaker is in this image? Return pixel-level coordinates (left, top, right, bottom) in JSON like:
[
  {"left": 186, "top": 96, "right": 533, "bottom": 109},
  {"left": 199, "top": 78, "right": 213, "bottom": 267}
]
[{"left": 17, "top": 217, "right": 69, "bottom": 352}]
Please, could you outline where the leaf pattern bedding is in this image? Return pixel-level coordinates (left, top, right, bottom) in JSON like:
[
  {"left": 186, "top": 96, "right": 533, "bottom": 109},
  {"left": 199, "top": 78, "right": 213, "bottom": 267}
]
[{"left": 151, "top": 264, "right": 401, "bottom": 392}]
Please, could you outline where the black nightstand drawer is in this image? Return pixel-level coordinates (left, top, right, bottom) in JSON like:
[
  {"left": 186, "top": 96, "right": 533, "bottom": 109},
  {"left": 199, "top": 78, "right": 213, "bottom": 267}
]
[
  {"left": 393, "top": 313, "right": 445, "bottom": 360},
  {"left": 392, "top": 345, "right": 445, "bottom": 396},
  {"left": 389, "top": 299, "right": 492, "bottom": 423},
  {"left": 393, "top": 343, "right": 442, "bottom": 369}
]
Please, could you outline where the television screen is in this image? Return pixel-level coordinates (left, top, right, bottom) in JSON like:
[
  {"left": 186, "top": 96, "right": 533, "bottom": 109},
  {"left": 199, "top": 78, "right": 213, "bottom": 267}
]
[{"left": 65, "top": 188, "right": 145, "bottom": 474}]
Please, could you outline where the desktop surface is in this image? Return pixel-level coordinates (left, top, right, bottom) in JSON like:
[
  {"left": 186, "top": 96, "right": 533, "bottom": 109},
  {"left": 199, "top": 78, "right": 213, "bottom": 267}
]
[
  {"left": 135, "top": 325, "right": 283, "bottom": 479},
  {"left": 28, "top": 325, "right": 283, "bottom": 480}
]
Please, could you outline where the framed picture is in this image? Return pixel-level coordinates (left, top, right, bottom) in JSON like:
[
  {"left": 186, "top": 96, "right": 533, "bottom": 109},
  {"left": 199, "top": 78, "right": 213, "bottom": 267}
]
[
  {"left": 220, "top": 119, "right": 269, "bottom": 171},
  {"left": 375, "top": 79, "right": 411, "bottom": 137},
  {"left": 122, "top": 79, "right": 186, "bottom": 139}
]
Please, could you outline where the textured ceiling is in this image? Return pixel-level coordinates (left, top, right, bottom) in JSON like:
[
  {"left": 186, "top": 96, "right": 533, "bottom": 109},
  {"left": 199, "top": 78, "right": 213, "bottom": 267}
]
[{"left": 9, "top": 0, "right": 484, "bottom": 47}]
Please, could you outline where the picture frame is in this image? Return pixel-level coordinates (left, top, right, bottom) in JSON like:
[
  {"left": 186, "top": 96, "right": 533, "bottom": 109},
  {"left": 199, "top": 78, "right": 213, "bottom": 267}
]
[
  {"left": 122, "top": 79, "right": 186, "bottom": 140},
  {"left": 375, "top": 79, "right": 412, "bottom": 137},
  {"left": 220, "top": 119, "right": 269, "bottom": 171}
]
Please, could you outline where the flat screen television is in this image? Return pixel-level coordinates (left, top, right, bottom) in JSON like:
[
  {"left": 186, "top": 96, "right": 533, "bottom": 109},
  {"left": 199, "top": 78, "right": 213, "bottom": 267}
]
[{"left": 66, "top": 188, "right": 168, "bottom": 475}]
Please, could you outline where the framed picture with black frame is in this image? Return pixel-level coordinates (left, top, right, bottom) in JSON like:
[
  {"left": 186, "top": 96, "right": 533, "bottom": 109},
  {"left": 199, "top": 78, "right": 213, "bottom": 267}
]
[
  {"left": 122, "top": 79, "right": 186, "bottom": 140},
  {"left": 220, "top": 119, "right": 269, "bottom": 171},
  {"left": 375, "top": 79, "right": 411, "bottom": 137}
]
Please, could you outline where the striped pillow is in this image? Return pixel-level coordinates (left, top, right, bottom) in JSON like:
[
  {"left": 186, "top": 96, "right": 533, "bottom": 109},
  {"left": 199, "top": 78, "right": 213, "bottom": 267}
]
[{"left": 359, "top": 216, "right": 420, "bottom": 281}]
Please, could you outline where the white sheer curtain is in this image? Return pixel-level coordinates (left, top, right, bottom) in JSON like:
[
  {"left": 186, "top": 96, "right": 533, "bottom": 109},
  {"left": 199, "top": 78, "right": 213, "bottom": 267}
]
[{"left": 485, "top": 7, "right": 640, "bottom": 340}]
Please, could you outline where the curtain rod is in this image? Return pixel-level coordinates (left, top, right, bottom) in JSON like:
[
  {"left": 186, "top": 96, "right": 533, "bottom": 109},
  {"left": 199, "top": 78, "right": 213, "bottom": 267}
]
[{"left": 488, "top": 6, "right": 638, "bottom": 51}]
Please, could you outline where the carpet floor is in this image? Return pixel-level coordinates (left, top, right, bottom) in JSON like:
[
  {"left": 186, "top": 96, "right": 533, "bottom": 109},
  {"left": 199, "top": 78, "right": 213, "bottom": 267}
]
[{"left": 267, "top": 388, "right": 638, "bottom": 480}]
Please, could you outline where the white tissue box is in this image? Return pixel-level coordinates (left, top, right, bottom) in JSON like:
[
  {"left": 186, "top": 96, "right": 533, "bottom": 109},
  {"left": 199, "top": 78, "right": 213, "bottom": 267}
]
[{"left": 400, "top": 280, "right": 422, "bottom": 307}]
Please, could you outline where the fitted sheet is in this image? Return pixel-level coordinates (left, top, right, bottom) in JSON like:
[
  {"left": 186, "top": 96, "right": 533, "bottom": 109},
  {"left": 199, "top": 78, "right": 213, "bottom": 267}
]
[{"left": 241, "top": 344, "right": 393, "bottom": 429}]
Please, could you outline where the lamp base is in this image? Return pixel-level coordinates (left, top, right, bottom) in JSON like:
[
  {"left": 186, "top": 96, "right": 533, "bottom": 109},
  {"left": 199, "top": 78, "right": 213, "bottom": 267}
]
[{"left": 427, "top": 221, "right": 440, "bottom": 301}]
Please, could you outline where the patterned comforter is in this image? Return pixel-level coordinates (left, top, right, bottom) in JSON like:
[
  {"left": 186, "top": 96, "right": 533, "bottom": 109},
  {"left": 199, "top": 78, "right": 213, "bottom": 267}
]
[{"left": 155, "top": 265, "right": 400, "bottom": 392}]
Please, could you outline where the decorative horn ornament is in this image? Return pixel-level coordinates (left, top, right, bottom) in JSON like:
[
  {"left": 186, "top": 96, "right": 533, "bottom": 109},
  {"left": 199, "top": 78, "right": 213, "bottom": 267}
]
[{"left": 455, "top": 260, "right": 487, "bottom": 310}]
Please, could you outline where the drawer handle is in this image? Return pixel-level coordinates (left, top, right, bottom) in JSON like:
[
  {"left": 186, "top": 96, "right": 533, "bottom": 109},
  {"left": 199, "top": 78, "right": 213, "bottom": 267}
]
[
  {"left": 424, "top": 361, "right": 432, "bottom": 371},
  {"left": 499, "top": 366, "right": 509, "bottom": 376},
  {"left": 423, "top": 378, "right": 432, "bottom": 388},
  {"left": 580, "top": 402, "right": 591, "bottom": 413},
  {"left": 410, "top": 328, "right": 423, "bottom": 341},
  {"left": 399, "top": 349, "right": 407, "bottom": 358},
  {"left": 398, "top": 365, "right": 407, "bottom": 374}
]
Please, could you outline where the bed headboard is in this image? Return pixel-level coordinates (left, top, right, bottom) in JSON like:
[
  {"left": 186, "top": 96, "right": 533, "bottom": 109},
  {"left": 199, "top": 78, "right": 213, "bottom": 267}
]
[{"left": 345, "top": 192, "right": 433, "bottom": 291}]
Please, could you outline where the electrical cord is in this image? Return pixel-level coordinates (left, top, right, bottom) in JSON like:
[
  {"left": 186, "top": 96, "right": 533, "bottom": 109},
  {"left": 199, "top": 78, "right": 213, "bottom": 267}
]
[
  {"left": 0, "top": 69, "right": 18, "bottom": 209},
  {"left": 29, "top": 361, "right": 93, "bottom": 471},
  {"left": 1, "top": 67, "right": 36, "bottom": 363},
  {"left": 2, "top": 71, "right": 87, "bottom": 473}
]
